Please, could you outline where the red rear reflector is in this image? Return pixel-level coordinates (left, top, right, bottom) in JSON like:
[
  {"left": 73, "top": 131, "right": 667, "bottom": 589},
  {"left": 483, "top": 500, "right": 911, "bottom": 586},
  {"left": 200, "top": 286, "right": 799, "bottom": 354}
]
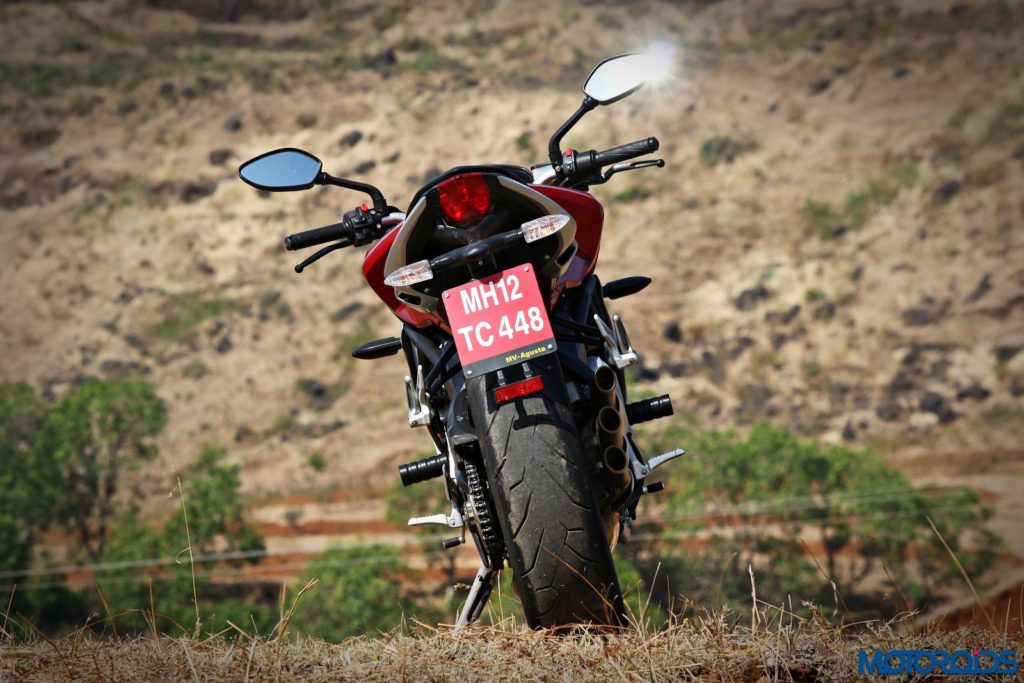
[
  {"left": 494, "top": 376, "right": 544, "bottom": 404},
  {"left": 437, "top": 173, "right": 491, "bottom": 225}
]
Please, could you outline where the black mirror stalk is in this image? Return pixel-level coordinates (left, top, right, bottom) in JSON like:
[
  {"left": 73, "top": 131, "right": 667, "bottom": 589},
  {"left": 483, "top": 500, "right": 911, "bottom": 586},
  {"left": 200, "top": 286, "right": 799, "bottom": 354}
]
[
  {"left": 317, "top": 172, "right": 388, "bottom": 213},
  {"left": 547, "top": 96, "right": 598, "bottom": 173}
]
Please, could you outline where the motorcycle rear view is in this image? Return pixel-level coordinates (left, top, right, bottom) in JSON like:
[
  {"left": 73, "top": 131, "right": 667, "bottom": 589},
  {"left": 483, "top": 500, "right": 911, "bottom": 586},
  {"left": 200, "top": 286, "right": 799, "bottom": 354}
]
[{"left": 238, "top": 42, "right": 686, "bottom": 631}]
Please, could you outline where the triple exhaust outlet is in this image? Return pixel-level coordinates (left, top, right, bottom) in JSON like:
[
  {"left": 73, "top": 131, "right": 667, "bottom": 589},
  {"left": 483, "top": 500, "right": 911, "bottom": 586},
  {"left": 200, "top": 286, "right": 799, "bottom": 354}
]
[
  {"left": 593, "top": 363, "right": 674, "bottom": 505},
  {"left": 593, "top": 365, "right": 633, "bottom": 505}
]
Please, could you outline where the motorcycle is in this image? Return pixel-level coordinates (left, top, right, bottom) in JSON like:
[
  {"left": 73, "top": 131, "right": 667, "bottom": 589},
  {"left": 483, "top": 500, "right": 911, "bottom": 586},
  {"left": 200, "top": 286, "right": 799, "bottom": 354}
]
[{"left": 238, "top": 47, "right": 685, "bottom": 630}]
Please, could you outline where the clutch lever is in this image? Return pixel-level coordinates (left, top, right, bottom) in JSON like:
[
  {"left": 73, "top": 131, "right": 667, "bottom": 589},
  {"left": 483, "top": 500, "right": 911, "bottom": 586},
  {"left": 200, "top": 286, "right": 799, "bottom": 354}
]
[
  {"left": 598, "top": 158, "right": 665, "bottom": 184},
  {"left": 294, "top": 237, "right": 352, "bottom": 273}
]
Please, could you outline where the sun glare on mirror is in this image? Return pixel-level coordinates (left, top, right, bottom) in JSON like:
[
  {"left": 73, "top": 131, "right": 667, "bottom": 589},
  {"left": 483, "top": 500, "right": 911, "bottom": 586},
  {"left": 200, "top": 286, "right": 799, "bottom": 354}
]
[{"left": 640, "top": 39, "right": 677, "bottom": 87}]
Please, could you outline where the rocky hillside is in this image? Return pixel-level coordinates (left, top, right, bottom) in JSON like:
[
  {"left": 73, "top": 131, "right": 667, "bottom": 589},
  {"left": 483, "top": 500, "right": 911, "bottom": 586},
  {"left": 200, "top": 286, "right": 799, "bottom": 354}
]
[{"left": 1, "top": 0, "right": 1022, "bottom": 566}]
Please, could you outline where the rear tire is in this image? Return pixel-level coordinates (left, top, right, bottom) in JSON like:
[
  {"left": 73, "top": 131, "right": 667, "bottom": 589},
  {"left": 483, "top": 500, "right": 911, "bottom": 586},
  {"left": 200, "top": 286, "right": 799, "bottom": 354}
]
[{"left": 465, "top": 355, "right": 625, "bottom": 629}]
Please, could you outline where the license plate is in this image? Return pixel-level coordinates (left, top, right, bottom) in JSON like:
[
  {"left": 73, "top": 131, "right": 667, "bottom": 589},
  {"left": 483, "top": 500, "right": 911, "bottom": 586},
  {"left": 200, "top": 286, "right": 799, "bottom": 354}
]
[{"left": 443, "top": 265, "right": 556, "bottom": 377}]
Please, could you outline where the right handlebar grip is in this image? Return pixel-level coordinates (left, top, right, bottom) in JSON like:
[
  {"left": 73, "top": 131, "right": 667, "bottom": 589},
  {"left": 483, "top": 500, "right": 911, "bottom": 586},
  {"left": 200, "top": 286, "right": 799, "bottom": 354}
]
[
  {"left": 283, "top": 221, "right": 350, "bottom": 251},
  {"left": 593, "top": 137, "right": 660, "bottom": 167}
]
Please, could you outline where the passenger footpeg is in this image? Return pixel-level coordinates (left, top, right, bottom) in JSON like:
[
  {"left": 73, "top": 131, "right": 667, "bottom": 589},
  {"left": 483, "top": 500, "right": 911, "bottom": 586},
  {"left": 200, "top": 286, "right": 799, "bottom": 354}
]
[
  {"left": 408, "top": 503, "right": 464, "bottom": 529},
  {"left": 626, "top": 395, "right": 673, "bottom": 424},
  {"left": 398, "top": 453, "right": 447, "bottom": 486},
  {"left": 632, "top": 447, "right": 685, "bottom": 478}
]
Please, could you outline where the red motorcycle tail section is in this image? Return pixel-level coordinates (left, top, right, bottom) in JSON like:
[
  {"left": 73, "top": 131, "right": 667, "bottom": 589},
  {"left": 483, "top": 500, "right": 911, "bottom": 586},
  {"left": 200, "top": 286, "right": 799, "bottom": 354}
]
[
  {"left": 363, "top": 183, "right": 605, "bottom": 326},
  {"left": 362, "top": 226, "right": 436, "bottom": 328},
  {"left": 530, "top": 184, "right": 604, "bottom": 291}
]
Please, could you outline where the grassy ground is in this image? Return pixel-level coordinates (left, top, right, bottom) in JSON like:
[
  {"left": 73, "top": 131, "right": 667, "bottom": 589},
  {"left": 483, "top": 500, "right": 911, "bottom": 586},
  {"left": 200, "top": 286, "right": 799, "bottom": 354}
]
[{"left": 2, "top": 613, "right": 1020, "bottom": 682}]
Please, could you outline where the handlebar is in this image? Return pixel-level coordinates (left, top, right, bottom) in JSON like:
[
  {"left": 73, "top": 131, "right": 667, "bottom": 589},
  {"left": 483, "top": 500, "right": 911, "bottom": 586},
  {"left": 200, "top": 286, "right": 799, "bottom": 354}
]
[
  {"left": 563, "top": 136, "right": 660, "bottom": 181},
  {"left": 594, "top": 137, "right": 660, "bottom": 167},
  {"left": 284, "top": 220, "right": 351, "bottom": 251},
  {"left": 284, "top": 204, "right": 395, "bottom": 252}
]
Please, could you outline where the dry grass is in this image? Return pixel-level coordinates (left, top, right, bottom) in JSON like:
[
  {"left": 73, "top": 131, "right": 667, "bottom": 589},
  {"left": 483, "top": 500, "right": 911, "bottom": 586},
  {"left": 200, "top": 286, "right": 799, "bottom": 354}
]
[{"left": 1, "top": 611, "right": 1020, "bottom": 682}]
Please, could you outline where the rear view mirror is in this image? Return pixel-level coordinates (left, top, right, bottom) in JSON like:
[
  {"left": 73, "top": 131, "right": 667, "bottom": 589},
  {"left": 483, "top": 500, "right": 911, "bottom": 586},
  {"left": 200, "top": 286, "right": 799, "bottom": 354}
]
[
  {"left": 584, "top": 53, "right": 648, "bottom": 105},
  {"left": 239, "top": 148, "right": 322, "bottom": 191},
  {"left": 583, "top": 42, "right": 676, "bottom": 105}
]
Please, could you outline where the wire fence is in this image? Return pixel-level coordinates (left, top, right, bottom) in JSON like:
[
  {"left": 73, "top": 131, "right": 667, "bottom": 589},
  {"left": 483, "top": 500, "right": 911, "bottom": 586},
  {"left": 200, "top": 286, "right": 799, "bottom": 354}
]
[
  {"left": 0, "top": 485, "right": 998, "bottom": 594},
  {"left": 630, "top": 484, "right": 978, "bottom": 526}
]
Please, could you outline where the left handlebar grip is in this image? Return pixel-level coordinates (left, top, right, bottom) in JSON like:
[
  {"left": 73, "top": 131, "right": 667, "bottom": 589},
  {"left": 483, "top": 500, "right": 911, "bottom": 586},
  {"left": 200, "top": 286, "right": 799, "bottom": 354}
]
[
  {"left": 592, "top": 137, "right": 660, "bottom": 168},
  {"left": 283, "top": 221, "right": 350, "bottom": 250}
]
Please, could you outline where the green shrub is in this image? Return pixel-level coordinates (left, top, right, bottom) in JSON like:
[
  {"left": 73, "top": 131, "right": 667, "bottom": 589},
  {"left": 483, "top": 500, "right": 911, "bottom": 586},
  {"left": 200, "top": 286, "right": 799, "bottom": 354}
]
[
  {"left": 614, "top": 186, "right": 653, "bottom": 203},
  {"left": 290, "top": 545, "right": 410, "bottom": 641},
  {"left": 307, "top": 451, "right": 327, "bottom": 472},
  {"left": 803, "top": 164, "right": 919, "bottom": 239},
  {"left": 699, "top": 135, "right": 759, "bottom": 166},
  {"left": 181, "top": 359, "right": 209, "bottom": 379},
  {"left": 631, "top": 421, "right": 999, "bottom": 621},
  {"left": 148, "top": 294, "right": 237, "bottom": 343},
  {"left": 804, "top": 287, "right": 826, "bottom": 303}
]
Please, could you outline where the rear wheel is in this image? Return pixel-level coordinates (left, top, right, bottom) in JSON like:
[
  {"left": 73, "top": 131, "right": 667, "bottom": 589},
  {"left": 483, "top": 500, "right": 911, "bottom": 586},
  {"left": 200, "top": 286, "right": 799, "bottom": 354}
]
[{"left": 465, "top": 355, "right": 624, "bottom": 629}]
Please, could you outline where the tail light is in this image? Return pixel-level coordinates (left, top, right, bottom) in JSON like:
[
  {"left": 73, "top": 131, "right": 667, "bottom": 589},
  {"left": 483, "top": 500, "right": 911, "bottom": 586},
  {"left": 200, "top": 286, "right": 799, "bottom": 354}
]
[
  {"left": 494, "top": 376, "right": 544, "bottom": 404},
  {"left": 437, "top": 173, "right": 491, "bottom": 225}
]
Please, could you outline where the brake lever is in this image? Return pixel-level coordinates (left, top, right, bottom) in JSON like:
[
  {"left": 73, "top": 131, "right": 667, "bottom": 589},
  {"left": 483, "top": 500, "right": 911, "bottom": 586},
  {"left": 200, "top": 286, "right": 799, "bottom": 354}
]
[
  {"left": 294, "top": 238, "right": 352, "bottom": 273},
  {"left": 599, "top": 158, "right": 665, "bottom": 184}
]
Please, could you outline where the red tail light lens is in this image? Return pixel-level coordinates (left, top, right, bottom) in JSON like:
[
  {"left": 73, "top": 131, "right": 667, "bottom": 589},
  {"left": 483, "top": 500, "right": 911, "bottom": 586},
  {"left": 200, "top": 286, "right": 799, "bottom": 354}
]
[
  {"left": 437, "top": 173, "right": 491, "bottom": 225},
  {"left": 494, "top": 376, "right": 544, "bottom": 404}
]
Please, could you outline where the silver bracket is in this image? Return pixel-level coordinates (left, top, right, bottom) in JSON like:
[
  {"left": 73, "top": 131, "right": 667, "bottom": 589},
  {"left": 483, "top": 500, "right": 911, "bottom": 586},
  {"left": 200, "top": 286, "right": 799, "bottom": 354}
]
[
  {"left": 404, "top": 364, "right": 430, "bottom": 427},
  {"left": 593, "top": 313, "right": 638, "bottom": 369},
  {"left": 408, "top": 502, "right": 464, "bottom": 529},
  {"left": 633, "top": 447, "right": 686, "bottom": 479}
]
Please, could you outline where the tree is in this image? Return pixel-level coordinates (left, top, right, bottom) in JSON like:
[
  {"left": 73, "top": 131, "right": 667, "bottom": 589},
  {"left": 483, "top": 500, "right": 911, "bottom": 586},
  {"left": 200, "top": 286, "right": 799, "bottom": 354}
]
[
  {"left": 163, "top": 444, "right": 265, "bottom": 557},
  {"left": 290, "top": 544, "right": 410, "bottom": 641},
  {"left": 0, "top": 382, "right": 49, "bottom": 573},
  {"left": 97, "top": 444, "right": 270, "bottom": 636},
  {"left": 629, "top": 422, "right": 1000, "bottom": 621},
  {"left": 34, "top": 378, "right": 166, "bottom": 559}
]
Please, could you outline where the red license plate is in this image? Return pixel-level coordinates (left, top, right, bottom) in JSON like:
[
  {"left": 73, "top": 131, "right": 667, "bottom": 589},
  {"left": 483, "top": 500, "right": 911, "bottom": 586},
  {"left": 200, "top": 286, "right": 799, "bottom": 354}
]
[{"left": 443, "top": 264, "right": 556, "bottom": 377}]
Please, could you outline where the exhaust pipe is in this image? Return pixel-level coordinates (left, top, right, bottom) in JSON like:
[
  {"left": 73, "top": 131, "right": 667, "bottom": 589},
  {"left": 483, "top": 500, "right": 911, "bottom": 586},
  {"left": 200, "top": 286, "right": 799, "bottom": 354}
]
[
  {"left": 596, "top": 405, "right": 624, "bottom": 450},
  {"left": 602, "top": 445, "right": 632, "bottom": 505},
  {"left": 592, "top": 360, "right": 633, "bottom": 515},
  {"left": 592, "top": 364, "right": 618, "bottom": 410},
  {"left": 594, "top": 363, "right": 628, "bottom": 450}
]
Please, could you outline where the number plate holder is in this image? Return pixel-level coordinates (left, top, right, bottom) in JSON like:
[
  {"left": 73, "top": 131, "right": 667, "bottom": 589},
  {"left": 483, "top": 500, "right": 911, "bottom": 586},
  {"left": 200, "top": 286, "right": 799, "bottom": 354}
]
[{"left": 443, "top": 264, "right": 556, "bottom": 377}]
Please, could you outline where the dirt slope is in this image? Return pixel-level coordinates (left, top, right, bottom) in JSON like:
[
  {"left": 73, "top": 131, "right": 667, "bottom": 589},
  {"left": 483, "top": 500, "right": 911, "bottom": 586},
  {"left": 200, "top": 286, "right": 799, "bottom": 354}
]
[{"left": 1, "top": 0, "right": 1022, "bottom": 577}]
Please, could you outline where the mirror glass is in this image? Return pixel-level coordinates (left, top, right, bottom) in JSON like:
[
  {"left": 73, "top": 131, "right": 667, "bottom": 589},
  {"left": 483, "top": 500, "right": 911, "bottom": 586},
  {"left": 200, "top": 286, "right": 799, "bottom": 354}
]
[
  {"left": 239, "top": 149, "right": 322, "bottom": 191},
  {"left": 583, "top": 53, "right": 649, "bottom": 105}
]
